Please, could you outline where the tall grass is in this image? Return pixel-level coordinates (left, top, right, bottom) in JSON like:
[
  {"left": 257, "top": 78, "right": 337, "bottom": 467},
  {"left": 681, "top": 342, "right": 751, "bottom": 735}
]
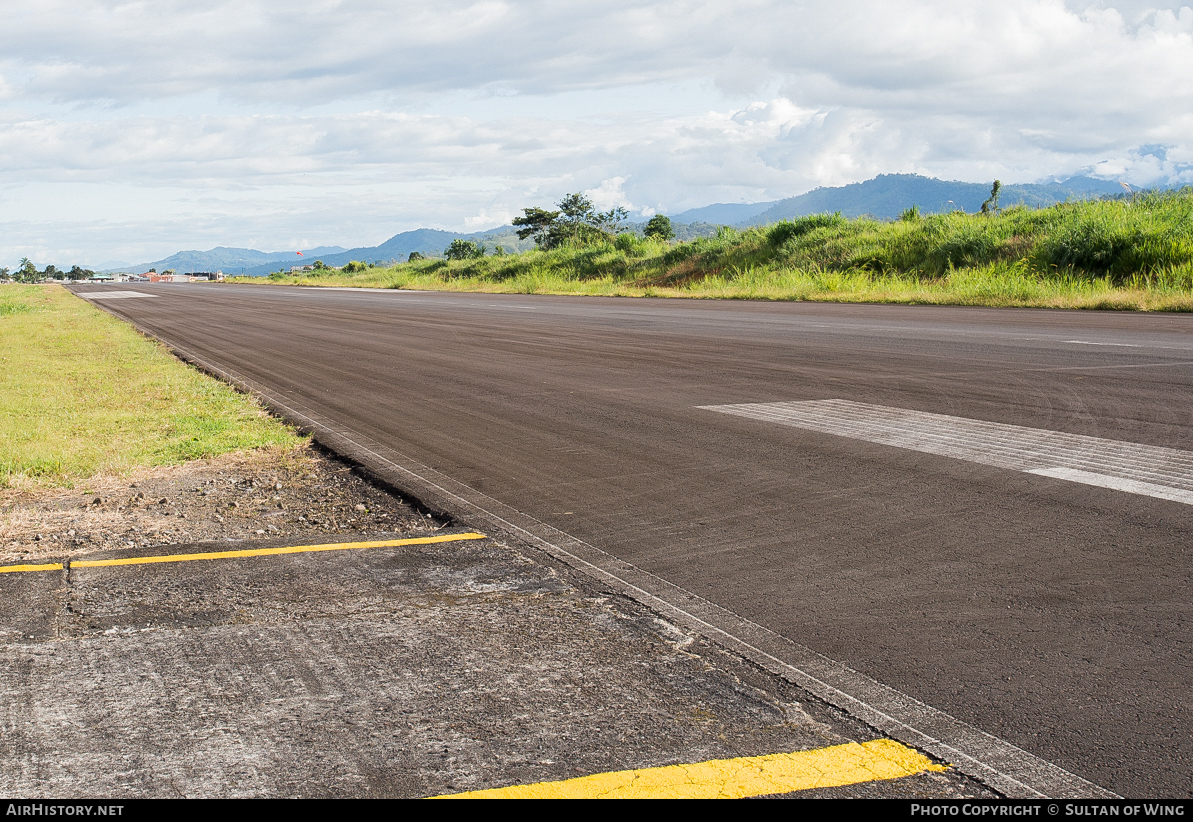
[
  {"left": 240, "top": 190, "right": 1193, "bottom": 311},
  {"left": 0, "top": 285, "right": 300, "bottom": 488}
]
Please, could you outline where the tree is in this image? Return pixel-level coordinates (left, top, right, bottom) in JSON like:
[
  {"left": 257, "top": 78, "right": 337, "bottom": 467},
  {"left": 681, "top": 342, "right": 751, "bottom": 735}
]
[
  {"left": 512, "top": 206, "right": 561, "bottom": 248},
  {"left": 513, "top": 193, "right": 631, "bottom": 250},
  {"left": 14, "top": 258, "right": 38, "bottom": 283},
  {"left": 444, "top": 239, "right": 485, "bottom": 260},
  {"left": 557, "top": 192, "right": 629, "bottom": 240},
  {"left": 980, "top": 180, "right": 1002, "bottom": 215},
  {"left": 407, "top": 251, "right": 424, "bottom": 262},
  {"left": 644, "top": 214, "right": 674, "bottom": 240}
]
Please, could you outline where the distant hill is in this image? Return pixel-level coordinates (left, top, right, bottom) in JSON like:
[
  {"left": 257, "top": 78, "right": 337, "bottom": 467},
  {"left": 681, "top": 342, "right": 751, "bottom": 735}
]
[
  {"left": 105, "top": 245, "right": 348, "bottom": 275},
  {"left": 238, "top": 227, "right": 536, "bottom": 276},
  {"left": 102, "top": 174, "right": 1157, "bottom": 276},
  {"left": 741, "top": 174, "right": 1131, "bottom": 224},
  {"left": 668, "top": 202, "right": 776, "bottom": 224},
  {"left": 105, "top": 229, "right": 535, "bottom": 277}
]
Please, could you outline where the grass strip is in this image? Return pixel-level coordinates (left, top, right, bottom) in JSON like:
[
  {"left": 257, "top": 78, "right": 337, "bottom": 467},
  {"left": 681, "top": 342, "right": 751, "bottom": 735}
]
[
  {"left": 242, "top": 191, "right": 1193, "bottom": 311},
  {"left": 0, "top": 285, "right": 300, "bottom": 488}
]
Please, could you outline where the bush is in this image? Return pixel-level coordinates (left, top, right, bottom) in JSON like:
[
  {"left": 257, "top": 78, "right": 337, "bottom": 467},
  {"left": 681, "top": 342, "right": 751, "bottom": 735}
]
[
  {"left": 927, "top": 226, "right": 1000, "bottom": 271},
  {"left": 1032, "top": 219, "right": 1137, "bottom": 275},
  {"left": 644, "top": 214, "right": 674, "bottom": 240},
  {"left": 445, "top": 239, "right": 485, "bottom": 260},
  {"left": 342, "top": 260, "right": 368, "bottom": 273},
  {"left": 767, "top": 213, "right": 847, "bottom": 246}
]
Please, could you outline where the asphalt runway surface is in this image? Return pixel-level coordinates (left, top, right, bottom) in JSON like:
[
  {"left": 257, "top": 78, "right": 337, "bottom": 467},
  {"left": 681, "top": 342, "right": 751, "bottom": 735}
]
[{"left": 72, "top": 283, "right": 1193, "bottom": 797}]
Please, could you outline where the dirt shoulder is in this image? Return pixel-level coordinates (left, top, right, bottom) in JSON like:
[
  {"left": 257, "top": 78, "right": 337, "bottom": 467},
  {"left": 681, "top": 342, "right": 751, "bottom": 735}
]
[{"left": 1, "top": 443, "right": 443, "bottom": 566}]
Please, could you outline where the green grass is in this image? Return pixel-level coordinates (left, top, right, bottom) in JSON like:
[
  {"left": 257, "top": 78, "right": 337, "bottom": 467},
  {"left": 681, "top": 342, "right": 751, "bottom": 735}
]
[
  {"left": 0, "top": 285, "right": 301, "bottom": 488},
  {"left": 241, "top": 190, "right": 1193, "bottom": 311}
]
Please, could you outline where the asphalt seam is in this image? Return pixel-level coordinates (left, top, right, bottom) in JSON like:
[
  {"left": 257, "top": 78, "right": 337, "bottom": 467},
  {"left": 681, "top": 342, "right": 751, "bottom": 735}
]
[{"left": 86, "top": 297, "right": 1119, "bottom": 800}]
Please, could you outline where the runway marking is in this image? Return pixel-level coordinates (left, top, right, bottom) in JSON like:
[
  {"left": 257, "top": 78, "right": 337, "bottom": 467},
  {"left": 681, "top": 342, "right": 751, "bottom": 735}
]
[
  {"left": 701, "top": 399, "right": 1193, "bottom": 506},
  {"left": 435, "top": 739, "right": 944, "bottom": 799},
  {"left": 0, "top": 533, "right": 486, "bottom": 574},
  {"left": 1063, "top": 340, "right": 1140, "bottom": 347},
  {"left": 75, "top": 291, "right": 157, "bottom": 300}
]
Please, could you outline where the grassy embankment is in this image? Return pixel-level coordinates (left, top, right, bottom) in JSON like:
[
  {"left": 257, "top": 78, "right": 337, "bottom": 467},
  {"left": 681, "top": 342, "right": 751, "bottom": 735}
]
[
  {"left": 0, "top": 285, "right": 300, "bottom": 488},
  {"left": 246, "top": 190, "right": 1193, "bottom": 310}
]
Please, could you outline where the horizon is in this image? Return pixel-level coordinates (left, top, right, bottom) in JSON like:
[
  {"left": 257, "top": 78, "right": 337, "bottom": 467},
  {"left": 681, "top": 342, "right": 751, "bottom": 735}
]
[
  {"left": 53, "top": 171, "right": 1145, "bottom": 274},
  {"left": 8, "top": 171, "right": 1157, "bottom": 273},
  {"left": 4, "top": 2, "right": 1192, "bottom": 267}
]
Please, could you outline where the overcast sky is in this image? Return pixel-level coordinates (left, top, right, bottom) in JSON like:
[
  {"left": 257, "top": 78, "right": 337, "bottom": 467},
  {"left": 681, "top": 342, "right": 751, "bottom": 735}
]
[{"left": 3, "top": 0, "right": 1192, "bottom": 267}]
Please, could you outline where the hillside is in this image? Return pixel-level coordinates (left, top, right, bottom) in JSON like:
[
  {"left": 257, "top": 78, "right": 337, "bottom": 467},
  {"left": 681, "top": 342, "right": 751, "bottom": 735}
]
[
  {"left": 742, "top": 175, "right": 1127, "bottom": 224},
  {"left": 248, "top": 189, "right": 1193, "bottom": 312}
]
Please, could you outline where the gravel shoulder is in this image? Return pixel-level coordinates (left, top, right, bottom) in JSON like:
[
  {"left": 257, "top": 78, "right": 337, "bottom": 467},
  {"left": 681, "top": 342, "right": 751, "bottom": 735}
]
[{"left": 1, "top": 443, "right": 443, "bottom": 565}]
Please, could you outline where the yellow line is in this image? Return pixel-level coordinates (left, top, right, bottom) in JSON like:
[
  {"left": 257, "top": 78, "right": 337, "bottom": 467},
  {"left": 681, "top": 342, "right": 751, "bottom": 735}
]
[
  {"left": 0, "top": 533, "right": 486, "bottom": 574},
  {"left": 71, "top": 532, "right": 487, "bottom": 568},
  {"left": 434, "top": 739, "right": 946, "bottom": 799},
  {"left": 0, "top": 562, "right": 64, "bottom": 574}
]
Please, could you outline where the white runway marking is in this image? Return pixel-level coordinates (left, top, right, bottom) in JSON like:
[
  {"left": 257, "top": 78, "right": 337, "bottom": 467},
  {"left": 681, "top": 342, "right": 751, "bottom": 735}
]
[
  {"left": 77, "top": 290, "right": 157, "bottom": 300},
  {"left": 701, "top": 399, "right": 1193, "bottom": 506}
]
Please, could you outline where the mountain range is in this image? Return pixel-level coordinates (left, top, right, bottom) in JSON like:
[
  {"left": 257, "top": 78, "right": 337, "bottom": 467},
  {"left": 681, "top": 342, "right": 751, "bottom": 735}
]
[{"left": 102, "top": 174, "right": 1150, "bottom": 275}]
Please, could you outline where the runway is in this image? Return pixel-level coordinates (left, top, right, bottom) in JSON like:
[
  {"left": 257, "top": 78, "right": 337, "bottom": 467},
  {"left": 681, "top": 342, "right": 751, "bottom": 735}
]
[{"left": 72, "top": 282, "right": 1193, "bottom": 796}]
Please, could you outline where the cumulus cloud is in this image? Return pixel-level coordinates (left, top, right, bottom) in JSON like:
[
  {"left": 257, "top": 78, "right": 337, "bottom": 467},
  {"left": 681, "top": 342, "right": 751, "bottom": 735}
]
[{"left": 2, "top": 0, "right": 1193, "bottom": 264}]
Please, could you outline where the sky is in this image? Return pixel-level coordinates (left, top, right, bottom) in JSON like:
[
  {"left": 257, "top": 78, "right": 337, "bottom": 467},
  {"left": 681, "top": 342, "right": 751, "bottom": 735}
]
[{"left": 2, "top": 0, "right": 1193, "bottom": 268}]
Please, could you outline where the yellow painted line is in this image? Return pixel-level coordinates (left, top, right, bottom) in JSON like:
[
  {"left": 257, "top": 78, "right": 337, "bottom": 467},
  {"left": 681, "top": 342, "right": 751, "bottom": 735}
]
[
  {"left": 70, "top": 532, "right": 487, "bottom": 568},
  {"left": 0, "top": 533, "right": 486, "bottom": 574},
  {"left": 434, "top": 739, "right": 946, "bottom": 799},
  {"left": 0, "top": 562, "right": 64, "bottom": 574}
]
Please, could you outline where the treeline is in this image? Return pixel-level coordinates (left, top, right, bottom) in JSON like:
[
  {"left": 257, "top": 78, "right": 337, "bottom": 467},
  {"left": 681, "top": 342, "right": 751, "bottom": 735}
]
[
  {"left": 3, "top": 258, "right": 97, "bottom": 282},
  {"left": 428, "top": 193, "right": 677, "bottom": 262}
]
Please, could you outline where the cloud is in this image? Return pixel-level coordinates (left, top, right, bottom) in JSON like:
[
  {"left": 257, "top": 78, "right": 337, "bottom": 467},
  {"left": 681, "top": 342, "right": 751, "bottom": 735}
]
[{"left": 3, "top": 0, "right": 1193, "bottom": 264}]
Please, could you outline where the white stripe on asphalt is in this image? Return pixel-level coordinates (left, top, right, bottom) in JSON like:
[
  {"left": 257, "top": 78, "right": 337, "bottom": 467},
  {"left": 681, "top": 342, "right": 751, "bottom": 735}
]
[
  {"left": 1063, "top": 340, "right": 1140, "bottom": 347},
  {"left": 77, "top": 290, "right": 157, "bottom": 299},
  {"left": 700, "top": 399, "right": 1193, "bottom": 505},
  {"left": 1026, "top": 467, "right": 1193, "bottom": 506}
]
